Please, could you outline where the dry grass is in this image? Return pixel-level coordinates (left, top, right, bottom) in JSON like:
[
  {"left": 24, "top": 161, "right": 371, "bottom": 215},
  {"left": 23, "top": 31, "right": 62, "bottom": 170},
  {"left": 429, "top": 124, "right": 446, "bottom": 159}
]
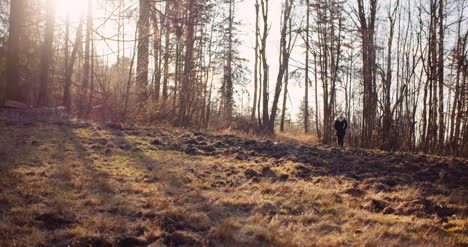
[
  {"left": 0, "top": 121, "right": 466, "bottom": 246},
  {"left": 213, "top": 126, "right": 319, "bottom": 145}
]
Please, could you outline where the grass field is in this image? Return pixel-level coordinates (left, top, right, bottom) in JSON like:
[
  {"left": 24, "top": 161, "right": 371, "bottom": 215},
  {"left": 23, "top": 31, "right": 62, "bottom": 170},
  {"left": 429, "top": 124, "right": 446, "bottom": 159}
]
[{"left": 0, "top": 120, "right": 466, "bottom": 246}]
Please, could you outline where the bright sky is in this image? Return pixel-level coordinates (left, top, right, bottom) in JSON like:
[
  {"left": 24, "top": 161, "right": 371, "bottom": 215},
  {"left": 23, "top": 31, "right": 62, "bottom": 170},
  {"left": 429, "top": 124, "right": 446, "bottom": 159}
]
[{"left": 53, "top": 0, "right": 87, "bottom": 19}]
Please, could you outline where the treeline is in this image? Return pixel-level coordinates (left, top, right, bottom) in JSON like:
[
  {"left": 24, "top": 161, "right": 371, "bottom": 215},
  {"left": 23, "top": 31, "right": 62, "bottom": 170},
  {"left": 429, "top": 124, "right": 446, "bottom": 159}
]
[{"left": 0, "top": 0, "right": 466, "bottom": 157}]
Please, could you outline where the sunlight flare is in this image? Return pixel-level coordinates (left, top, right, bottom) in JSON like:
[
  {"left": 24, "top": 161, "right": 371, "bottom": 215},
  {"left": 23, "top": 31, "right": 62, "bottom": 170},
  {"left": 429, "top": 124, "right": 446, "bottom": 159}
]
[{"left": 53, "top": 0, "right": 88, "bottom": 19}]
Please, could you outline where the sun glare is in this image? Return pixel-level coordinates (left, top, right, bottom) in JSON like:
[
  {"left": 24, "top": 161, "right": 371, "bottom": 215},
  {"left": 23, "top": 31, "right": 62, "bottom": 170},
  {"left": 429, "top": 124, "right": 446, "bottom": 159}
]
[{"left": 53, "top": 0, "right": 88, "bottom": 20}]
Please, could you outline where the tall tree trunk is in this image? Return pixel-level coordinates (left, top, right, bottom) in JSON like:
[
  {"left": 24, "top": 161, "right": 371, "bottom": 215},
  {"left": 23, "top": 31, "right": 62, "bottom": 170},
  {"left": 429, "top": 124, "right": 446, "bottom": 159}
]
[
  {"left": 437, "top": 0, "right": 445, "bottom": 153},
  {"left": 206, "top": 81, "right": 213, "bottom": 129},
  {"left": 79, "top": 0, "right": 93, "bottom": 118},
  {"left": 174, "top": 39, "right": 180, "bottom": 110},
  {"left": 257, "top": 48, "right": 263, "bottom": 126},
  {"left": 151, "top": 7, "right": 162, "bottom": 106},
  {"left": 382, "top": 1, "right": 398, "bottom": 150},
  {"left": 37, "top": 0, "right": 55, "bottom": 106},
  {"left": 316, "top": 7, "right": 330, "bottom": 144},
  {"left": 304, "top": 1, "right": 310, "bottom": 134},
  {"left": 179, "top": 0, "right": 196, "bottom": 125},
  {"left": 313, "top": 51, "right": 321, "bottom": 139},
  {"left": 454, "top": 30, "right": 467, "bottom": 155},
  {"left": 136, "top": 0, "right": 150, "bottom": 118},
  {"left": 162, "top": 1, "right": 171, "bottom": 103},
  {"left": 137, "top": 0, "right": 150, "bottom": 114},
  {"left": 427, "top": 0, "right": 438, "bottom": 153},
  {"left": 123, "top": 27, "right": 138, "bottom": 122},
  {"left": 280, "top": 65, "right": 289, "bottom": 132},
  {"left": 328, "top": 14, "right": 342, "bottom": 142},
  {"left": 88, "top": 42, "right": 95, "bottom": 117},
  {"left": 224, "top": 0, "right": 234, "bottom": 120},
  {"left": 251, "top": 1, "right": 260, "bottom": 122},
  {"left": 450, "top": 4, "right": 466, "bottom": 154},
  {"left": 260, "top": 0, "right": 269, "bottom": 129},
  {"left": 63, "top": 14, "right": 71, "bottom": 111},
  {"left": 63, "top": 17, "right": 83, "bottom": 112},
  {"left": 268, "top": 0, "right": 293, "bottom": 134},
  {"left": 4, "top": 0, "right": 26, "bottom": 104},
  {"left": 357, "top": 0, "right": 378, "bottom": 148}
]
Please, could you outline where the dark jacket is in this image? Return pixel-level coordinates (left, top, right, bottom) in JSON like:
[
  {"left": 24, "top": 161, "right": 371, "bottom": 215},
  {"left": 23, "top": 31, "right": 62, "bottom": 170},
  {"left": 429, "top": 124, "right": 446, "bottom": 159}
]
[{"left": 334, "top": 118, "right": 347, "bottom": 136}]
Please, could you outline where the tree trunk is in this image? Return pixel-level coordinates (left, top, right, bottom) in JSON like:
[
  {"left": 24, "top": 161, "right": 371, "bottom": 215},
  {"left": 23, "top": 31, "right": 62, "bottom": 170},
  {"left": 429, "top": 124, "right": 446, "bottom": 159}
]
[
  {"left": 251, "top": 1, "right": 260, "bottom": 123},
  {"left": 37, "top": 0, "right": 55, "bottom": 106},
  {"left": 268, "top": 0, "right": 293, "bottom": 134},
  {"left": 450, "top": 6, "right": 466, "bottom": 154},
  {"left": 137, "top": 0, "right": 150, "bottom": 113},
  {"left": 88, "top": 42, "right": 95, "bottom": 117},
  {"left": 280, "top": 65, "right": 289, "bottom": 132},
  {"left": 313, "top": 51, "right": 321, "bottom": 139},
  {"left": 79, "top": 0, "right": 93, "bottom": 118},
  {"left": 162, "top": 1, "right": 171, "bottom": 103},
  {"left": 151, "top": 7, "right": 162, "bottom": 106},
  {"left": 304, "top": 1, "right": 310, "bottom": 134},
  {"left": 179, "top": 0, "right": 196, "bottom": 126},
  {"left": 317, "top": 8, "right": 330, "bottom": 144},
  {"left": 63, "top": 14, "right": 71, "bottom": 111},
  {"left": 4, "top": 0, "right": 26, "bottom": 104},
  {"left": 63, "top": 17, "right": 83, "bottom": 113},
  {"left": 260, "top": 0, "right": 270, "bottom": 129},
  {"left": 382, "top": 1, "right": 398, "bottom": 150},
  {"left": 224, "top": 0, "right": 234, "bottom": 120},
  {"left": 437, "top": 0, "right": 445, "bottom": 153},
  {"left": 357, "top": 0, "right": 378, "bottom": 148}
]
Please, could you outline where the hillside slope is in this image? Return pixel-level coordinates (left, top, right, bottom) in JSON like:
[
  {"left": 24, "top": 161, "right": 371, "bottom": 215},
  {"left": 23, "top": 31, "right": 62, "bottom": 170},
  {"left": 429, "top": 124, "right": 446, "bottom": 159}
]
[{"left": 0, "top": 119, "right": 467, "bottom": 246}]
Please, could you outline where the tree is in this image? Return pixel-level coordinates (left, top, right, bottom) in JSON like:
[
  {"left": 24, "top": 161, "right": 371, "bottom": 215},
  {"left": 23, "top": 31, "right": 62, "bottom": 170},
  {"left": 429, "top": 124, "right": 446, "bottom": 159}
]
[
  {"left": 63, "top": 16, "right": 84, "bottom": 112},
  {"left": 161, "top": 1, "right": 172, "bottom": 103},
  {"left": 436, "top": 0, "right": 445, "bottom": 152},
  {"left": 223, "top": 0, "right": 235, "bottom": 120},
  {"left": 280, "top": 65, "right": 289, "bottom": 132},
  {"left": 267, "top": 0, "right": 295, "bottom": 133},
  {"left": 259, "top": 0, "right": 270, "bottom": 130},
  {"left": 380, "top": 0, "right": 399, "bottom": 150},
  {"left": 79, "top": 0, "right": 93, "bottom": 118},
  {"left": 151, "top": 2, "right": 162, "bottom": 107},
  {"left": 178, "top": 0, "right": 196, "bottom": 125},
  {"left": 356, "top": 0, "right": 378, "bottom": 148},
  {"left": 448, "top": 0, "right": 467, "bottom": 156},
  {"left": 310, "top": 0, "right": 345, "bottom": 144},
  {"left": 251, "top": 0, "right": 260, "bottom": 122},
  {"left": 37, "top": 0, "right": 56, "bottom": 106},
  {"left": 137, "top": 0, "right": 150, "bottom": 112},
  {"left": 304, "top": 0, "right": 310, "bottom": 134},
  {"left": 0, "top": 0, "right": 465, "bottom": 158},
  {"left": 4, "top": 0, "right": 26, "bottom": 104}
]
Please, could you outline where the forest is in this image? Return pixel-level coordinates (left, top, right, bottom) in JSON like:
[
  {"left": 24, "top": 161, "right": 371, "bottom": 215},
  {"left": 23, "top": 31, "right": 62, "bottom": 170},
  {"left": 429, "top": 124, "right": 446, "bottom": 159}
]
[
  {"left": 0, "top": 0, "right": 466, "bottom": 156},
  {"left": 0, "top": 0, "right": 467, "bottom": 246}
]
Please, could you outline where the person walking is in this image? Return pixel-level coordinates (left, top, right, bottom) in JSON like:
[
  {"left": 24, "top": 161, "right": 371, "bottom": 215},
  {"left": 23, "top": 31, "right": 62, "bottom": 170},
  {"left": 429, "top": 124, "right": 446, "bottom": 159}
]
[{"left": 334, "top": 113, "right": 348, "bottom": 148}]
